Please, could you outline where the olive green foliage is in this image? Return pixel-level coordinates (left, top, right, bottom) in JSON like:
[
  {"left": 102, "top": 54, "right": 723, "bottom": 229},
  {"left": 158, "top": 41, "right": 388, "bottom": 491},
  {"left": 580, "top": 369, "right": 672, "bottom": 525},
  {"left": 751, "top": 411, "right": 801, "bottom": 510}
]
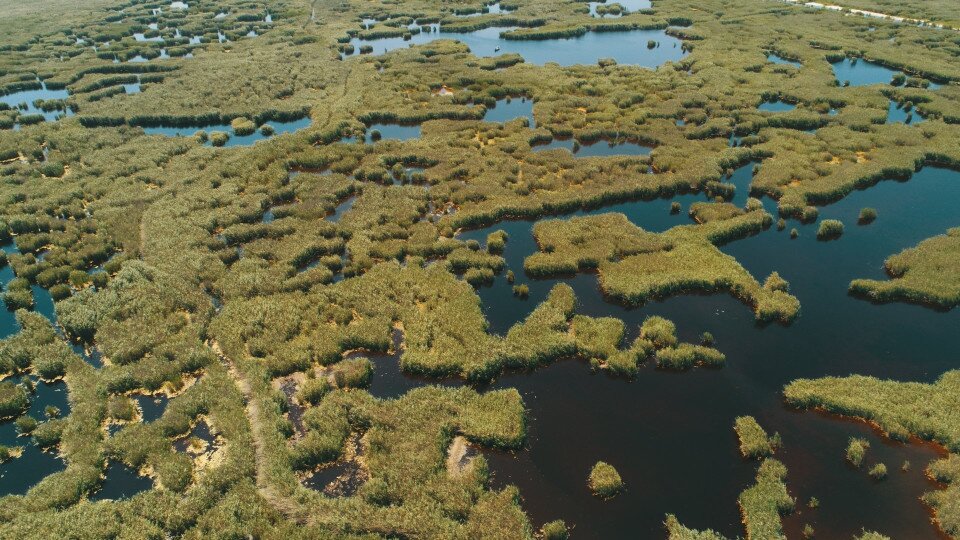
[
  {"left": 525, "top": 211, "right": 800, "bottom": 323},
  {"left": 858, "top": 207, "right": 877, "bottom": 224},
  {"left": 291, "top": 385, "right": 530, "bottom": 536},
  {"left": 816, "top": 219, "right": 844, "bottom": 240},
  {"left": 541, "top": 519, "right": 570, "bottom": 540},
  {"left": 734, "top": 416, "right": 776, "bottom": 459},
  {"left": 0, "top": 380, "right": 29, "bottom": 419},
  {"left": 785, "top": 371, "right": 960, "bottom": 450},
  {"left": 667, "top": 458, "right": 793, "bottom": 540},
  {"left": 588, "top": 461, "right": 624, "bottom": 498},
  {"left": 665, "top": 515, "right": 728, "bottom": 540},
  {"left": 2, "top": 278, "right": 33, "bottom": 311},
  {"left": 846, "top": 437, "right": 870, "bottom": 467},
  {"left": 854, "top": 532, "right": 891, "bottom": 540},
  {"left": 925, "top": 454, "right": 960, "bottom": 536},
  {"left": 2, "top": 0, "right": 960, "bottom": 533},
  {"left": 849, "top": 228, "right": 960, "bottom": 310},
  {"left": 738, "top": 459, "right": 794, "bottom": 540}
]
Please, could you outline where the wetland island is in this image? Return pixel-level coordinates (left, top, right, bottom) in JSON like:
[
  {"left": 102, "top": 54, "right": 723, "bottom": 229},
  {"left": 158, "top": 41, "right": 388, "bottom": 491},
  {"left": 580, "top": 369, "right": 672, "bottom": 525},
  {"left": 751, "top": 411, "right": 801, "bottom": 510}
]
[{"left": 0, "top": 0, "right": 959, "bottom": 537}]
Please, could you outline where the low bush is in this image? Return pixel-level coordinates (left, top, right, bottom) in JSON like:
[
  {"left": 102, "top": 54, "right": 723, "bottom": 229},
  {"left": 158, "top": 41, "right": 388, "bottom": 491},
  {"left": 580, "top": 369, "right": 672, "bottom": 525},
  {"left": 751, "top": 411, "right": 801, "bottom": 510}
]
[
  {"left": 869, "top": 462, "right": 887, "bottom": 480},
  {"left": 210, "top": 131, "right": 230, "bottom": 147},
  {"left": 0, "top": 381, "right": 29, "bottom": 419},
  {"left": 734, "top": 416, "right": 776, "bottom": 459},
  {"left": 846, "top": 437, "right": 869, "bottom": 467},
  {"left": 816, "top": 219, "right": 844, "bottom": 240},
  {"left": 588, "top": 461, "right": 624, "bottom": 498}
]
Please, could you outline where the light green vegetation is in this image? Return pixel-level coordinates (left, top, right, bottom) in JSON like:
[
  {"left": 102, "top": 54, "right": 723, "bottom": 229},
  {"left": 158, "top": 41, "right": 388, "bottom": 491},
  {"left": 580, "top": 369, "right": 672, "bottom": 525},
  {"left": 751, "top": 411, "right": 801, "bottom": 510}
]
[
  {"left": 525, "top": 211, "right": 801, "bottom": 323},
  {"left": 588, "top": 461, "right": 624, "bottom": 498},
  {"left": 541, "top": 520, "right": 570, "bottom": 540},
  {"left": 667, "top": 458, "right": 794, "bottom": 540},
  {"left": 0, "top": 0, "right": 959, "bottom": 534},
  {"left": 786, "top": 371, "right": 960, "bottom": 534},
  {"left": 849, "top": 228, "right": 960, "bottom": 309},
  {"left": 0, "top": 381, "right": 29, "bottom": 419},
  {"left": 816, "top": 219, "right": 844, "bottom": 240},
  {"left": 846, "top": 437, "right": 870, "bottom": 467},
  {"left": 926, "top": 454, "right": 960, "bottom": 536},
  {"left": 785, "top": 371, "right": 960, "bottom": 450},
  {"left": 738, "top": 459, "right": 795, "bottom": 540},
  {"left": 868, "top": 462, "right": 887, "bottom": 480},
  {"left": 734, "top": 416, "right": 778, "bottom": 459}
]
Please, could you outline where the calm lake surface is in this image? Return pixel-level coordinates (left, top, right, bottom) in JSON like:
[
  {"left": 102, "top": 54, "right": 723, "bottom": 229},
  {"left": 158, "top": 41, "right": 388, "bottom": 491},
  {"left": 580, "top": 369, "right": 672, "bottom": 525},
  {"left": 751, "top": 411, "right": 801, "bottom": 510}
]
[{"left": 344, "top": 26, "right": 686, "bottom": 67}]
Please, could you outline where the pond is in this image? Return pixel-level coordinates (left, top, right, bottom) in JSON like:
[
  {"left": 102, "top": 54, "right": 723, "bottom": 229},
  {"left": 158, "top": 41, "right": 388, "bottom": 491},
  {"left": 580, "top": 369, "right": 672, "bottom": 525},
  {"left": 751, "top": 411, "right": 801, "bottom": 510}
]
[
  {"left": 89, "top": 461, "right": 153, "bottom": 501},
  {"left": 142, "top": 116, "right": 312, "bottom": 147},
  {"left": 886, "top": 100, "right": 923, "bottom": 124},
  {"left": 135, "top": 394, "right": 169, "bottom": 422},
  {"left": 758, "top": 100, "right": 797, "bottom": 113},
  {"left": 0, "top": 375, "right": 70, "bottom": 496},
  {"left": 454, "top": 2, "right": 514, "bottom": 17},
  {"left": 767, "top": 52, "right": 801, "bottom": 67},
  {"left": 588, "top": 0, "right": 652, "bottom": 17},
  {"left": 343, "top": 26, "right": 686, "bottom": 68},
  {"left": 831, "top": 57, "right": 942, "bottom": 89},
  {"left": 0, "top": 83, "right": 73, "bottom": 127},
  {"left": 483, "top": 97, "right": 534, "bottom": 124},
  {"left": 373, "top": 165, "right": 960, "bottom": 538}
]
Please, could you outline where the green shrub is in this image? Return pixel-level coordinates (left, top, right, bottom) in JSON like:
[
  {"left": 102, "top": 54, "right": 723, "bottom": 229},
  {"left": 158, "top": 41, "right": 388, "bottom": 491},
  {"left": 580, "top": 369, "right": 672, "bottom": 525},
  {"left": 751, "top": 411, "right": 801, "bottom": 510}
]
[
  {"left": 657, "top": 343, "right": 725, "bottom": 370},
  {"left": 541, "top": 520, "right": 570, "bottom": 540},
  {"left": 210, "top": 131, "right": 230, "bottom": 146},
  {"left": 297, "top": 377, "right": 331, "bottom": 405},
  {"left": 3, "top": 278, "right": 34, "bottom": 310},
  {"left": 49, "top": 283, "right": 71, "bottom": 301},
  {"left": 107, "top": 395, "right": 137, "bottom": 421},
  {"left": 0, "top": 381, "right": 29, "bottom": 419},
  {"left": 588, "top": 461, "right": 624, "bottom": 498},
  {"left": 858, "top": 207, "right": 877, "bottom": 224},
  {"left": 35, "top": 357, "right": 66, "bottom": 380},
  {"left": 846, "top": 437, "right": 869, "bottom": 467},
  {"left": 15, "top": 415, "right": 38, "bottom": 435},
  {"left": 734, "top": 416, "right": 775, "bottom": 459},
  {"left": 816, "top": 219, "right": 844, "bottom": 240},
  {"left": 763, "top": 272, "right": 790, "bottom": 292},
  {"left": 868, "top": 462, "right": 887, "bottom": 480},
  {"left": 331, "top": 357, "right": 372, "bottom": 389},
  {"left": 640, "top": 316, "right": 676, "bottom": 349},
  {"left": 32, "top": 418, "right": 67, "bottom": 448},
  {"left": 230, "top": 117, "right": 256, "bottom": 136}
]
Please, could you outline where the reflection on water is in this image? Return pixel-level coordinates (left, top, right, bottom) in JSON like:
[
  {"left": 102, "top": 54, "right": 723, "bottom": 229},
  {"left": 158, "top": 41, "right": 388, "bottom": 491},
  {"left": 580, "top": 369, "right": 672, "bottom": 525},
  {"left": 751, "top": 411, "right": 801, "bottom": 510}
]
[
  {"left": 143, "top": 117, "right": 311, "bottom": 147},
  {"left": 831, "top": 57, "right": 941, "bottom": 89},
  {"left": 344, "top": 26, "right": 686, "bottom": 67},
  {"left": 758, "top": 100, "right": 797, "bottom": 113},
  {"left": 89, "top": 462, "right": 152, "bottom": 501}
]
